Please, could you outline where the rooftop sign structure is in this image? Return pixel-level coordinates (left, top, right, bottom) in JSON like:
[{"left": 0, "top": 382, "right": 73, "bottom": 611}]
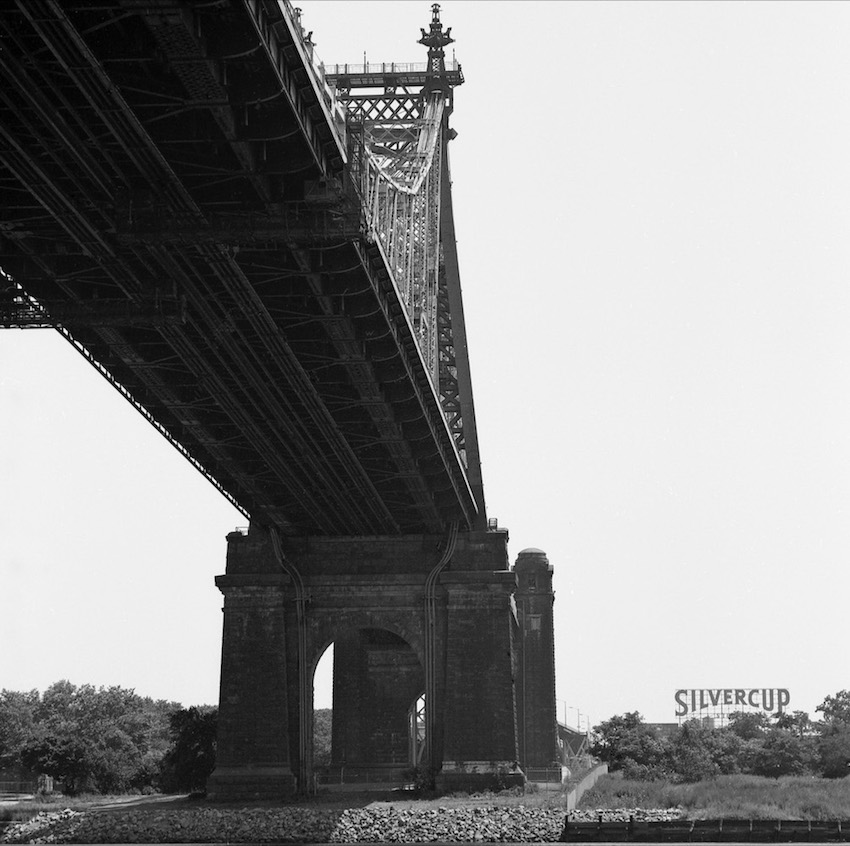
[{"left": 675, "top": 688, "right": 790, "bottom": 725}]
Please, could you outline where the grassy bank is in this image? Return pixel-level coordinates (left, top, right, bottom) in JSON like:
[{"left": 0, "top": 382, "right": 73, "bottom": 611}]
[
  {"left": 579, "top": 773, "right": 850, "bottom": 820},
  {"left": 0, "top": 793, "right": 182, "bottom": 823}
]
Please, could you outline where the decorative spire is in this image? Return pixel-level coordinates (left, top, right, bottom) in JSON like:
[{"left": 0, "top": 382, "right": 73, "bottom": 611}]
[{"left": 418, "top": 3, "right": 454, "bottom": 85}]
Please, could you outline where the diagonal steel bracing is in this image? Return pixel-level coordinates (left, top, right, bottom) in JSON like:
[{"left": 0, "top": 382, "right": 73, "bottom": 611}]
[{"left": 0, "top": 0, "right": 482, "bottom": 534}]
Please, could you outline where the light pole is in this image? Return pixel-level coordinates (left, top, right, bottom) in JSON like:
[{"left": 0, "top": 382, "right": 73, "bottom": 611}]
[{"left": 568, "top": 706, "right": 582, "bottom": 731}]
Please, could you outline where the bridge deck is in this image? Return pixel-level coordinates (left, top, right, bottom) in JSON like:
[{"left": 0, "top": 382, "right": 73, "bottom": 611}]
[{"left": 0, "top": 0, "right": 476, "bottom": 535}]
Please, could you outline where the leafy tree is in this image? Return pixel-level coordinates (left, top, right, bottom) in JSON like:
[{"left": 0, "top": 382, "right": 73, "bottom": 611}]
[
  {"left": 21, "top": 731, "right": 89, "bottom": 792},
  {"left": 590, "top": 712, "right": 671, "bottom": 778},
  {"left": 669, "top": 721, "right": 748, "bottom": 781},
  {"left": 20, "top": 681, "right": 180, "bottom": 793},
  {"left": 773, "top": 710, "right": 812, "bottom": 738},
  {"left": 818, "top": 725, "right": 850, "bottom": 779},
  {"left": 22, "top": 681, "right": 105, "bottom": 792},
  {"left": 751, "top": 728, "right": 810, "bottom": 777},
  {"left": 816, "top": 690, "right": 850, "bottom": 727},
  {"left": 158, "top": 707, "right": 217, "bottom": 793},
  {"left": 590, "top": 696, "right": 850, "bottom": 782},
  {"left": 812, "top": 690, "right": 850, "bottom": 778},
  {"left": 0, "top": 689, "right": 39, "bottom": 776},
  {"left": 708, "top": 726, "right": 749, "bottom": 775},
  {"left": 313, "top": 709, "right": 332, "bottom": 768},
  {"left": 670, "top": 732, "right": 718, "bottom": 781},
  {"left": 728, "top": 711, "right": 769, "bottom": 740}
]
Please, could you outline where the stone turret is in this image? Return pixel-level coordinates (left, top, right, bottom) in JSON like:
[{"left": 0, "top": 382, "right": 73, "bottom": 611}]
[{"left": 513, "top": 548, "right": 558, "bottom": 770}]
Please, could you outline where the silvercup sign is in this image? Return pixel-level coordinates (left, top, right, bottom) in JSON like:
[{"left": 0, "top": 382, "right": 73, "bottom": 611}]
[{"left": 674, "top": 688, "right": 790, "bottom": 717}]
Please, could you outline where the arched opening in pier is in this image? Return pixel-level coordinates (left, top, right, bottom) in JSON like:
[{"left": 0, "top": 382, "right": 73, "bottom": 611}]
[
  {"left": 312, "top": 644, "right": 334, "bottom": 774},
  {"left": 311, "top": 627, "right": 425, "bottom": 789},
  {"left": 409, "top": 692, "right": 427, "bottom": 766}
]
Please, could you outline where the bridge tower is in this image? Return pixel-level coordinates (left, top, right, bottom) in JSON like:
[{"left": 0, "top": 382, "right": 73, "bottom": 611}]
[{"left": 207, "top": 5, "right": 553, "bottom": 799}]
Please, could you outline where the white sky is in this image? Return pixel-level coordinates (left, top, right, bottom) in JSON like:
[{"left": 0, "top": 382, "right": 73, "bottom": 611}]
[{"left": 3, "top": 1, "right": 850, "bottom": 728}]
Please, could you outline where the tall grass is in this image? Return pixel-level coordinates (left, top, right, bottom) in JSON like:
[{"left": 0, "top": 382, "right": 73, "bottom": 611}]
[{"left": 579, "top": 773, "right": 850, "bottom": 820}]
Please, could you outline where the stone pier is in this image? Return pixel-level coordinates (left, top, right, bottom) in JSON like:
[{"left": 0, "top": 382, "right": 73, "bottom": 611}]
[{"left": 207, "top": 527, "right": 555, "bottom": 798}]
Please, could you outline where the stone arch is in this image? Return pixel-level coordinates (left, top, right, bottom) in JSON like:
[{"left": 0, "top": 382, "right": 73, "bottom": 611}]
[
  {"left": 210, "top": 528, "right": 526, "bottom": 798},
  {"left": 306, "top": 607, "right": 426, "bottom": 678},
  {"left": 304, "top": 609, "right": 427, "bottom": 776}
]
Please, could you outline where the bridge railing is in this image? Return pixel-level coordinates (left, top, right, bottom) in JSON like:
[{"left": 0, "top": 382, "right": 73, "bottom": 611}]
[
  {"left": 281, "top": 0, "right": 348, "bottom": 149},
  {"left": 324, "top": 60, "right": 463, "bottom": 76}
]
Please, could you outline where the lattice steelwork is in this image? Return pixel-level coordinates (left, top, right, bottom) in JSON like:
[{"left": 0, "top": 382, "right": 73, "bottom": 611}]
[
  {"left": 351, "top": 95, "right": 445, "bottom": 386},
  {"left": 1, "top": 0, "right": 482, "bottom": 534},
  {"left": 327, "top": 3, "right": 475, "bottom": 473}
]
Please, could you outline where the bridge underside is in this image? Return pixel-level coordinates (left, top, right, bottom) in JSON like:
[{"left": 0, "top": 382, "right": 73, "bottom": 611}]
[
  {"left": 0, "top": 0, "right": 475, "bottom": 535},
  {"left": 0, "top": 1, "right": 559, "bottom": 795}
]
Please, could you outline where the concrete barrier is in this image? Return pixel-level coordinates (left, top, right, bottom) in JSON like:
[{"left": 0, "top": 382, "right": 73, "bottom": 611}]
[{"left": 565, "top": 761, "right": 608, "bottom": 811}]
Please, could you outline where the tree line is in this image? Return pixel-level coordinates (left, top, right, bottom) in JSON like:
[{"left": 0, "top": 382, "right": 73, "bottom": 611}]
[
  {"left": 591, "top": 690, "right": 850, "bottom": 781},
  {"left": 0, "top": 681, "right": 216, "bottom": 794}
]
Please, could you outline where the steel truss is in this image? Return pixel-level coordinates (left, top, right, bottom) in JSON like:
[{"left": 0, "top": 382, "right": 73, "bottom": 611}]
[
  {"left": 330, "top": 16, "right": 477, "bottom": 482},
  {"left": 0, "top": 0, "right": 483, "bottom": 534},
  {"left": 351, "top": 95, "right": 445, "bottom": 387}
]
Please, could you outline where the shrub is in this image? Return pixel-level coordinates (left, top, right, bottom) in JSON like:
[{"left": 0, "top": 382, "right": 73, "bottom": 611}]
[
  {"left": 818, "top": 725, "right": 850, "bottom": 779},
  {"left": 157, "top": 707, "right": 217, "bottom": 793},
  {"left": 401, "top": 764, "right": 437, "bottom": 791},
  {"left": 591, "top": 712, "right": 672, "bottom": 775}
]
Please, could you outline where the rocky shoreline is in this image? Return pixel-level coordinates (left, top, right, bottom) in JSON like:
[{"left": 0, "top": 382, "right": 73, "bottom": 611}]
[{"left": 1, "top": 805, "right": 683, "bottom": 844}]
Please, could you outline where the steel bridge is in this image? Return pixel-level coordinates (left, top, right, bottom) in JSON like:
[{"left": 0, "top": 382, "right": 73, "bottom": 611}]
[
  {"left": 0, "top": 0, "right": 558, "bottom": 797},
  {"left": 0, "top": 0, "right": 482, "bottom": 537}
]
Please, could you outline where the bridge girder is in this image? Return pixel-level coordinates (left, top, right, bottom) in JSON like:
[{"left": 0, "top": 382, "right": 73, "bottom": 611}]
[{"left": 0, "top": 0, "right": 479, "bottom": 535}]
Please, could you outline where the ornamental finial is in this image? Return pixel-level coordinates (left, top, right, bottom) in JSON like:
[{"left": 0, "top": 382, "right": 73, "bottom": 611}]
[{"left": 419, "top": 3, "right": 454, "bottom": 79}]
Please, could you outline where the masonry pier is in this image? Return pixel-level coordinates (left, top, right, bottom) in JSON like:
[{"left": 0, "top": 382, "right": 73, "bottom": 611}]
[{"left": 207, "top": 527, "right": 558, "bottom": 799}]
